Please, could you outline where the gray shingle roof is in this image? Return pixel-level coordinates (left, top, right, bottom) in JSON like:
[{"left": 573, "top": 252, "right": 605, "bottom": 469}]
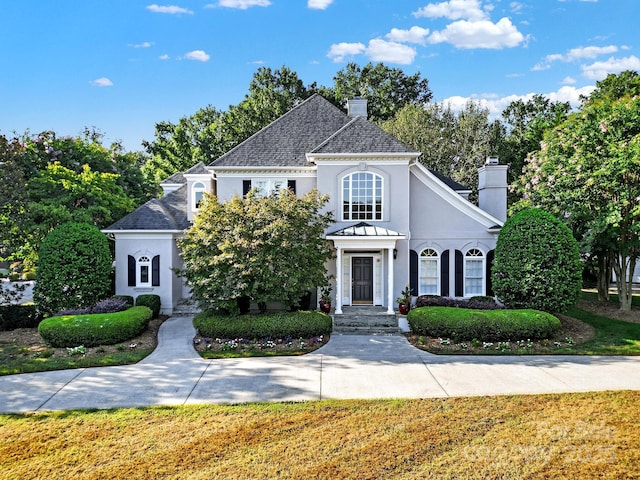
[
  {"left": 429, "top": 169, "right": 469, "bottom": 191},
  {"left": 211, "top": 94, "right": 351, "bottom": 167},
  {"left": 160, "top": 171, "right": 186, "bottom": 185},
  {"left": 312, "top": 116, "right": 415, "bottom": 154},
  {"left": 184, "top": 162, "right": 209, "bottom": 175},
  {"left": 104, "top": 185, "right": 189, "bottom": 231}
]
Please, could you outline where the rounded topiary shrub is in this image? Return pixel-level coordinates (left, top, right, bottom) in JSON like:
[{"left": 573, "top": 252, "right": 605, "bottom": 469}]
[
  {"left": 492, "top": 208, "right": 582, "bottom": 313},
  {"left": 34, "top": 222, "right": 112, "bottom": 315},
  {"left": 38, "top": 306, "right": 152, "bottom": 347},
  {"left": 136, "top": 294, "right": 161, "bottom": 318}
]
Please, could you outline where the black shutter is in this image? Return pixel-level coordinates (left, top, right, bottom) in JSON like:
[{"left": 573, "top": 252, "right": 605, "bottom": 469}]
[
  {"left": 152, "top": 255, "right": 160, "bottom": 287},
  {"left": 486, "top": 249, "right": 495, "bottom": 296},
  {"left": 454, "top": 250, "right": 463, "bottom": 297},
  {"left": 242, "top": 180, "right": 251, "bottom": 197},
  {"left": 441, "top": 250, "right": 450, "bottom": 297},
  {"left": 128, "top": 255, "right": 136, "bottom": 287},
  {"left": 287, "top": 180, "right": 296, "bottom": 195},
  {"left": 409, "top": 249, "right": 419, "bottom": 296}
]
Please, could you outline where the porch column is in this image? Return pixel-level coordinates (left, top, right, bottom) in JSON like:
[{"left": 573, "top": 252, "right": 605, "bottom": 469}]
[
  {"left": 387, "top": 247, "right": 395, "bottom": 314},
  {"left": 335, "top": 246, "right": 343, "bottom": 314}
]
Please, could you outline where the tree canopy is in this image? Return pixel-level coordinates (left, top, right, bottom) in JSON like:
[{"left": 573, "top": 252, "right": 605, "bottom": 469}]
[
  {"left": 179, "top": 189, "right": 334, "bottom": 313},
  {"left": 516, "top": 71, "right": 640, "bottom": 310},
  {"left": 0, "top": 130, "right": 154, "bottom": 267}
]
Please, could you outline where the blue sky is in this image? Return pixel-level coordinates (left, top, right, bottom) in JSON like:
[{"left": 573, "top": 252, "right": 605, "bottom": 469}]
[{"left": 1, "top": 0, "right": 638, "bottom": 152}]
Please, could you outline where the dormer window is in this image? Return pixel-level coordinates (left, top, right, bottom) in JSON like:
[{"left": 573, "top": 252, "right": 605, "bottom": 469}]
[
  {"left": 193, "top": 182, "right": 206, "bottom": 210},
  {"left": 342, "top": 172, "right": 383, "bottom": 221}
]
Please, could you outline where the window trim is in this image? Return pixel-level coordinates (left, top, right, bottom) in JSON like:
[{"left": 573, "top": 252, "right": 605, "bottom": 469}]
[
  {"left": 463, "top": 248, "right": 485, "bottom": 297},
  {"left": 128, "top": 254, "right": 160, "bottom": 288},
  {"left": 342, "top": 171, "right": 384, "bottom": 222},
  {"left": 419, "top": 248, "right": 440, "bottom": 296},
  {"left": 192, "top": 181, "right": 206, "bottom": 211}
]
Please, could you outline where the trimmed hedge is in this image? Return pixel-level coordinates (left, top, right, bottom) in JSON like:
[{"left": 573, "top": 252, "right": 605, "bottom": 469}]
[
  {"left": 136, "top": 294, "right": 161, "bottom": 318},
  {"left": 194, "top": 311, "right": 332, "bottom": 339},
  {"left": 0, "top": 305, "right": 43, "bottom": 331},
  {"left": 407, "top": 306, "right": 560, "bottom": 341},
  {"left": 38, "top": 306, "right": 152, "bottom": 348},
  {"left": 415, "top": 295, "right": 502, "bottom": 310},
  {"left": 113, "top": 295, "right": 134, "bottom": 307}
]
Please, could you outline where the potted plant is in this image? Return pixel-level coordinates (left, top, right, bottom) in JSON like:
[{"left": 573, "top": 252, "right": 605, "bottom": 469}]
[
  {"left": 319, "top": 284, "right": 332, "bottom": 314},
  {"left": 397, "top": 284, "right": 412, "bottom": 315}
]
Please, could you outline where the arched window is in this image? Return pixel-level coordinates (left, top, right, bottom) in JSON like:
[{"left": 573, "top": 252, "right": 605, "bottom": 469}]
[
  {"left": 193, "top": 182, "right": 206, "bottom": 210},
  {"left": 127, "top": 255, "right": 160, "bottom": 287},
  {"left": 138, "top": 255, "right": 151, "bottom": 286},
  {"left": 419, "top": 248, "right": 439, "bottom": 295},
  {"left": 342, "top": 172, "right": 383, "bottom": 221},
  {"left": 464, "top": 248, "right": 484, "bottom": 296}
]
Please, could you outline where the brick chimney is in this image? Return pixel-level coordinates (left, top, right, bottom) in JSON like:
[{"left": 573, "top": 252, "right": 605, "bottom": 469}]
[
  {"left": 477, "top": 157, "right": 508, "bottom": 223},
  {"left": 346, "top": 97, "right": 368, "bottom": 119}
]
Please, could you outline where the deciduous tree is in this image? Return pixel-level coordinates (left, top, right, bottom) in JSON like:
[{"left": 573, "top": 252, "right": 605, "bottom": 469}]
[{"left": 179, "top": 189, "right": 334, "bottom": 313}]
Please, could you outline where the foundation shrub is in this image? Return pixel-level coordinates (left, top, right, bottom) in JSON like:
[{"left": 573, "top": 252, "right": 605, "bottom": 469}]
[
  {"left": 194, "top": 311, "right": 332, "bottom": 339},
  {"left": 415, "top": 295, "right": 502, "bottom": 310},
  {"left": 135, "top": 294, "right": 161, "bottom": 318},
  {"left": 407, "top": 306, "right": 560, "bottom": 342},
  {"left": 38, "top": 306, "right": 152, "bottom": 347},
  {"left": 0, "top": 305, "right": 43, "bottom": 330}
]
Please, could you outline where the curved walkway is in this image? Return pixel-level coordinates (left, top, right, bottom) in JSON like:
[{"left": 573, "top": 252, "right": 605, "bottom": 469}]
[{"left": 1, "top": 315, "right": 639, "bottom": 414}]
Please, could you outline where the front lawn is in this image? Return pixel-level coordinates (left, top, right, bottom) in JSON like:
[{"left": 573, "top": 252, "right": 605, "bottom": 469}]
[
  {"left": 1, "top": 391, "right": 638, "bottom": 479},
  {"left": 408, "top": 292, "right": 640, "bottom": 355}
]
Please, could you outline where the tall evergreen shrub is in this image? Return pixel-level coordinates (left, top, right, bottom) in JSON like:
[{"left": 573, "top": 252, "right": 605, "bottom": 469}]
[
  {"left": 492, "top": 208, "right": 582, "bottom": 312},
  {"left": 34, "top": 222, "right": 112, "bottom": 315}
]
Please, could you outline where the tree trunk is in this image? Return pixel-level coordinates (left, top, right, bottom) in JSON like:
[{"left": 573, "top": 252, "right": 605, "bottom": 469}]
[
  {"left": 613, "top": 257, "right": 634, "bottom": 312},
  {"left": 596, "top": 255, "right": 610, "bottom": 302}
]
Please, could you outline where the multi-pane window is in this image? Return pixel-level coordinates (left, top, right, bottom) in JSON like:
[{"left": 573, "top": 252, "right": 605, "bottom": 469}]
[
  {"left": 419, "top": 249, "right": 439, "bottom": 295},
  {"left": 127, "top": 255, "right": 160, "bottom": 287},
  {"left": 193, "top": 182, "right": 206, "bottom": 210},
  {"left": 253, "top": 179, "right": 287, "bottom": 197},
  {"left": 342, "top": 172, "right": 383, "bottom": 221},
  {"left": 464, "top": 248, "right": 484, "bottom": 296}
]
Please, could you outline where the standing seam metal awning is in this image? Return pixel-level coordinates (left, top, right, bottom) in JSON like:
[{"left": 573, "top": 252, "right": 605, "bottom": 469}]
[{"left": 326, "top": 222, "right": 405, "bottom": 238}]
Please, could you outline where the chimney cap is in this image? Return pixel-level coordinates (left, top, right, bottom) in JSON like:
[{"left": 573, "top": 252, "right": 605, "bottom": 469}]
[{"left": 486, "top": 156, "right": 499, "bottom": 165}]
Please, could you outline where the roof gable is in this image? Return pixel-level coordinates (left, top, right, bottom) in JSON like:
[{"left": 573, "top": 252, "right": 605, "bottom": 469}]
[
  {"left": 312, "top": 116, "right": 415, "bottom": 154},
  {"left": 211, "top": 94, "right": 350, "bottom": 168},
  {"left": 103, "top": 185, "right": 190, "bottom": 232}
]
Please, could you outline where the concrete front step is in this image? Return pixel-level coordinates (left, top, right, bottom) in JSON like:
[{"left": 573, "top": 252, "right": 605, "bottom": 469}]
[{"left": 332, "top": 306, "right": 401, "bottom": 335}]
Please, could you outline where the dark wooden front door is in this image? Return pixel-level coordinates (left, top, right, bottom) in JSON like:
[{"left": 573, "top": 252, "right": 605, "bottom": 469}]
[{"left": 352, "top": 257, "right": 373, "bottom": 304}]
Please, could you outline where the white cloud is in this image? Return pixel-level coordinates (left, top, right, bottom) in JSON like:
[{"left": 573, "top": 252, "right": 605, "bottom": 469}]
[
  {"left": 308, "top": 0, "right": 333, "bottom": 9},
  {"left": 366, "top": 39, "right": 416, "bottom": 65},
  {"left": 441, "top": 85, "right": 597, "bottom": 120},
  {"left": 386, "top": 26, "right": 430, "bottom": 45},
  {"left": 561, "top": 76, "right": 576, "bottom": 85},
  {"left": 429, "top": 17, "right": 525, "bottom": 49},
  {"left": 129, "top": 41, "right": 153, "bottom": 48},
  {"left": 146, "top": 4, "right": 193, "bottom": 14},
  {"left": 90, "top": 77, "right": 113, "bottom": 87},
  {"left": 581, "top": 55, "right": 640, "bottom": 80},
  {"left": 159, "top": 54, "right": 170, "bottom": 60},
  {"left": 184, "top": 50, "right": 211, "bottom": 62},
  {"left": 413, "top": 0, "right": 488, "bottom": 21},
  {"left": 327, "top": 42, "right": 366, "bottom": 62},
  {"left": 534, "top": 45, "right": 620, "bottom": 71},
  {"left": 215, "top": 0, "right": 271, "bottom": 9}
]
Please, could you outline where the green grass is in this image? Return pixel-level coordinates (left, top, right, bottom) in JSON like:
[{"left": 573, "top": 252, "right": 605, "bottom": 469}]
[
  {"left": 0, "top": 342, "right": 153, "bottom": 375},
  {"left": 582, "top": 290, "right": 640, "bottom": 307},
  {"left": 555, "top": 307, "right": 640, "bottom": 355}
]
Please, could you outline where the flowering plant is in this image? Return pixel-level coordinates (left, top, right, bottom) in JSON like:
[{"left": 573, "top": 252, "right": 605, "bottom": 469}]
[{"left": 396, "top": 284, "right": 412, "bottom": 305}]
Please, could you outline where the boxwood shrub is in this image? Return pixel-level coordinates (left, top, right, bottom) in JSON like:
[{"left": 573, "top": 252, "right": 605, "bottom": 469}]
[
  {"left": 407, "top": 306, "right": 560, "bottom": 342},
  {"left": 38, "top": 306, "right": 152, "bottom": 347},
  {"left": 194, "top": 311, "right": 332, "bottom": 339},
  {"left": 415, "top": 295, "right": 502, "bottom": 310},
  {"left": 136, "top": 294, "right": 161, "bottom": 318}
]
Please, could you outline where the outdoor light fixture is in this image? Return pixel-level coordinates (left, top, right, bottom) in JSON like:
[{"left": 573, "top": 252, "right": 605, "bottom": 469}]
[{"left": 393, "top": 248, "right": 398, "bottom": 259}]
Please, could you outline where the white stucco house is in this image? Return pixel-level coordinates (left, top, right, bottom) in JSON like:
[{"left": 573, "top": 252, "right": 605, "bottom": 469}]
[{"left": 104, "top": 94, "right": 507, "bottom": 315}]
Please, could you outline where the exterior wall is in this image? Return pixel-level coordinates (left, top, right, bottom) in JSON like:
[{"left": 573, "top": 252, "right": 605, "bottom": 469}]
[
  {"left": 316, "top": 157, "right": 412, "bottom": 307},
  {"left": 409, "top": 172, "right": 499, "bottom": 297},
  {"left": 112, "top": 232, "right": 184, "bottom": 315},
  {"left": 215, "top": 171, "right": 317, "bottom": 202}
]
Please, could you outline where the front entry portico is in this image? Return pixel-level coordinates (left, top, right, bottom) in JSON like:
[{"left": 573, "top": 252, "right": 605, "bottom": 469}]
[{"left": 326, "top": 222, "right": 406, "bottom": 315}]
